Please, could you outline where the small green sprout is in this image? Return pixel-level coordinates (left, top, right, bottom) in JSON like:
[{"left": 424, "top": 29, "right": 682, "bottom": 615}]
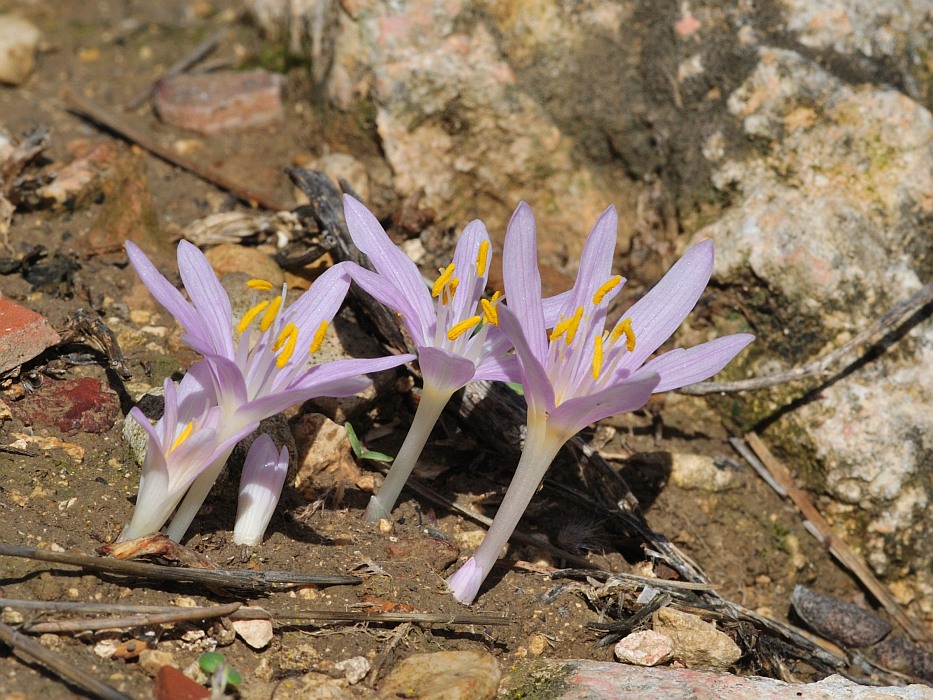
[
  {"left": 344, "top": 422, "right": 394, "bottom": 463},
  {"left": 199, "top": 651, "right": 242, "bottom": 698}
]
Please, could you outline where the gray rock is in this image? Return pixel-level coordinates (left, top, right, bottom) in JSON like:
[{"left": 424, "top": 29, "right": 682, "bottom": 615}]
[{"left": 695, "top": 46, "right": 933, "bottom": 614}]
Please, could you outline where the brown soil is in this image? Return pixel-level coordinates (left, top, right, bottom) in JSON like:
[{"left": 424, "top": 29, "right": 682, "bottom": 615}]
[{"left": 0, "top": 1, "right": 887, "bottom": 698}]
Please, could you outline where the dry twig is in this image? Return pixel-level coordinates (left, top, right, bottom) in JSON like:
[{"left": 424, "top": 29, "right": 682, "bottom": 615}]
[
  {"left": 0, "top": 544, "right": 360, "bottom": 594},
  {"left": 741, "top": 433, "right": 931, "bottom": 646},
  {"left": 680, "top": 281, "right": 933, "bottom": 395},
  {"left": 22, "top": 602, "right": 241, "bottom": 634},
  {"left": 63, "top": 89, "right": 293, "bottom": 211},
  {"left": 0, "top": 621, "right": 132, "bottom": 700}
]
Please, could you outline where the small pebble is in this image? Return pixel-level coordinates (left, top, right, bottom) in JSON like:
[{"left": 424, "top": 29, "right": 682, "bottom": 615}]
[{"left": 614, "top": 630, "right": 675, "bottom": 666}]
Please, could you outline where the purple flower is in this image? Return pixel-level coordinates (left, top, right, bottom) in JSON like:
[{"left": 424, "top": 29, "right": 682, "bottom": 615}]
[
  {"left": 342, "top": 195, "right": 568, "bottom": 522},
  {"left": 233, "top": 434, "right": 289, "bottom": 546},
  {"left": 124, "top": 240, "right": 414, "bottom": 540},
  {"left": 447, "top": 202, "right": 754, "bottom": 604},
  {"left": 121, "top": 363, "right": 258, "bottom": 541}
]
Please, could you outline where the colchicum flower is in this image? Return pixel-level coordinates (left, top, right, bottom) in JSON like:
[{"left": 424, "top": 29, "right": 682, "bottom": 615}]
[
  {"left": 122, "top": 364, "right": 258, "bottom": 541},
  {"left": 343, "top": 195, "right": 567, "bottom": 523},
  {"left": 233, "top": 434, "right": 289, "bottom": 546},
  {"left": 123, "top": 240, "right": 414, "bottom": 542},
  {"left": 447, "top": 203, "right": 754, "bottom": 604}
]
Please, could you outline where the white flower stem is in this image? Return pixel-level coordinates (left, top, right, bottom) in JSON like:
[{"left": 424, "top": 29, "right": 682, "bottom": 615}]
[
  {"left": 469, "top": 414, "right": 565, "bottom": 582},
  {"left": 363, "top": 385, "right": 453, "bottom": 523},
  {"left": 163, "top": 448, "right": 235, "bottom": 542}
]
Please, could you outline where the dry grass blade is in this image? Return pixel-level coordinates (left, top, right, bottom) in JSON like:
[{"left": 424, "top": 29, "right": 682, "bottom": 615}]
[
  {"left": 0, "top": 621, "right": 132, "bottom": 700},
  {"left": 742, "top": 433, "right": 931, "bottom": 646},
  {"left": 0, "top": 544, "right": 360, "bottom": 593},
  {"left": 230, "top": 608, "right": 509, "bottom": 626}
]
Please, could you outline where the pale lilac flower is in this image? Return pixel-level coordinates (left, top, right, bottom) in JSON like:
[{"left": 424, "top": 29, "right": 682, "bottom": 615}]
[
  {"left": 447, "top": 203, "right": 754, "bottom": 604},
  {"left": 233, "top": 434, "right": 289, "bottom": 546},
  {"left": 124, "top": 241, "right": 414, "bottom": 541},
  {"left": 121, "top": 363, "right": 258, "bottom": 541},
  {"left": 342, "top": 195, "right": 568, "bottom": 522}
]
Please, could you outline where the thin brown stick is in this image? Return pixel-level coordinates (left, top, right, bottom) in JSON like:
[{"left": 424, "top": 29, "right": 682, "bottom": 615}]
[
  {"left": 22, "top": 602, "right": 241, "bottom": 634},
  {"left": 743, "top": 432, "right": 931, "bottom": 645},
  {"left": 124, "top": 28, "right": 227, "bottom": 110},
  {"left": 0, "top": 621, "right": 132, "bottom": 700},
  {"left": 680, "top": 280, "right": 933, "bottom": 395},
  {"left": 62, "top": 89, "right": 293, "bottom": 211},
  {"left": 0, "top": 544, "right": 360, "bottom": 593},
  {"left": 230, "top": 608, "right": 509, "bottom": 626}
]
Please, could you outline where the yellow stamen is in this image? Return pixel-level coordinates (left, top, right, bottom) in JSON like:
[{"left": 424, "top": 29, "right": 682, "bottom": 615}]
[
  {"left": 170, "top": 421, "right": 194, "bottom": 453},
  {"left": 247, "top": 279, "right": 274, "bottom": 291},
  {"left": 260, "top": 296, "right": 283, "bottom": 332},
  {"left": 489, "top": 290, "right": 502, "bottom": 303},
  {"left": 236, "top": 300, "right": 270, "bottom": 334},
  {"left": 481, "top": 298, "right": 498, "bottom": 326},
  {"left": 431, "top": 263, "right": 456, "bottom": 298},
  {"left": 276, "top": 326, "right": 298, "bottom": 368},
  {"left": 447, "top": 315, "right": 481, "bottom": 341},
  {"left": 592, "top": 275, "right": 623, "bottom": 305},
  {"left": 476, "top": 240, "right": 490, "bottom": 276},
  {"left": 550, "top": 306, "right": 584, "bottom": 345},
  {"left": 442, "top": 277, "right": 460, "bottom": 305},
  {"left": 592, "top": 334, "right": 604, "bottom": 380},
  {"left": 309, "top": 320, "right": 328, "bottom": 354},
  {"left": 610, "top": 317, "right": 636, "bottom": 352},
  {"left": 273, "top": 323, "right": 298, "bottom": 351}
]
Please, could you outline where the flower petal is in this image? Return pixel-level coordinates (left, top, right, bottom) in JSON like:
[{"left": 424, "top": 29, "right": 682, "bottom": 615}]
[
  {"left": 418, "top": 345, "right": 477, "bottom": 394},
  {"left": 616, "top": 240, "right": 715, "bottom": 372},
  {"left": 502, "top": 202, "right": 548, "bottom": 363},
  {"left": 640, "top": 333, "right": 754, "bottom": 392},
  {"left": 448, "top": 220, "right": 491, "bottom": 321},
  {"left": 549, "top": 370, "right": 659, "bottom": 439},
  {"left": 234, "top": 435, "right": 289, "bottom": 546},
  {"left": 343, "top": 195, "right": 435, "bottom": 326},
  {"left": 346, "top": 263, "right": 428, "bottom": 346},
  {"left": 447, "top": 557, "right": 485, "bottom": 605},
  {"left": 558, "top": 205, "right": 619, "bottom": 318},
  {"left": 283, "top": 262, "right": 352, "bottom": 357},
  {"left": 176, "top": 240, "right": 235, "bottom": 359},
  {"left": 126, "top": 242, "right": 206, "bottom": 349},
  {"left": 473, "top": 352, "right": 522, "bottom": 383},
  {"left": 496, "top": 305, "right": 555, "bottom": 416}
]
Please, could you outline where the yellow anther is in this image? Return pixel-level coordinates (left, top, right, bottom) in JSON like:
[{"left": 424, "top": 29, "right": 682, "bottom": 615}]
[
  {"left": 273, "top": 323, "right": 298, "bottom": 352},
  {"left": 489, "top": 290, "right": 502, "bottom": 303},
  {"left": 447, "top": 315, "right": 481, "bottom": 341},
  {"left": 550, "top": 306, "right": 584, "bottom": 345},
  {"left": 592, "top": 334, "right": 604, "bottom": 380},
  {"left": 431, "top": 263, "right": 456, "bottom": 298},
  {"left": 170, "top": 421, "right": 194, "bottom": 453},
  {"left": 592, "top": 275, "right": 623, "bottom": 305},
  {"left": 442, "top": 277, "right": 459, "bottom": 305},
  {"left": 476, "top": 240, "right": 490, "bottom": 276},
  {"left": 610, "top": 317, "right": 636, "bottom": 352},
  {"left": 247, "top": 279, "right": 274, "bottom": 291},
  {"left": 309, "top": 320, "right": 328, "bottom": 354},
  {"left": 236, "top": 300, "right": 270, "bottom": 334},
  {"left": 481, "top": 298, "right": 498, "bottom": 326},
  {"left": 276, "top": 326, "right": 298, "bottom": 368},
  {"left": 260, "top": 296, "right": 283, "bottom": 332}
]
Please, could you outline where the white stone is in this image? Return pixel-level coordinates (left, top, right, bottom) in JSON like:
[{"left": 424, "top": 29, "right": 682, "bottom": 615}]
[
  {"left": 614, "top": 630, "right": 674, "bottom": 666},
  {"left": 232, "top": 617, "right": 274, "bottom": 649},
  {"left": 0, "top": 15, "right": 40, "bottom": 86}
]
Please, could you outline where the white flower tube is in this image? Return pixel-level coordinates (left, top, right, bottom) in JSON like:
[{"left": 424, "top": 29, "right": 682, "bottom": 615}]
[{"left": 233, "top": 434, "right": 289, "bottom": 546}]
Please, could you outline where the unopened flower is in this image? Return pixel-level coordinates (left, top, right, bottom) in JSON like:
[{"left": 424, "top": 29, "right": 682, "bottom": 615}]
[
  {"left": 342, "top": 195, "right": 568, "bottom": 522},
  {"left": 233, "top": 434, "right": 289, "bottom": 546},
  {"left": 124, "top": 240, "right": 414, "bottom": 541},
  {"left": 121, "top": 364, "right": 258, "bottom": 541},
  {"left": 447, "top": 203, "right": 754, "bottom": 604}
]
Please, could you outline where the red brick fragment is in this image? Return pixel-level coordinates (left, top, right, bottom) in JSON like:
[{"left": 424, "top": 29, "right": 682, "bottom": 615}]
[
  {"left": 153, "top": 665, "right": 210, "bottom": 700},
  {"left": 0, "top": 298, "right": 60, "bottom": 375},
  {"left": 9, "top": 377, "right": 120, "bottom": 434},
  {"left": 153, "top": 69, "right": 286, "bottom": 135}
]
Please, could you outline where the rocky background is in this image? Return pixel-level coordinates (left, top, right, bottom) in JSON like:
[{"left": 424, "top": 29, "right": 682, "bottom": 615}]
[{"left": 245, "top": 0, "right": 933, "bottom": 623}]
